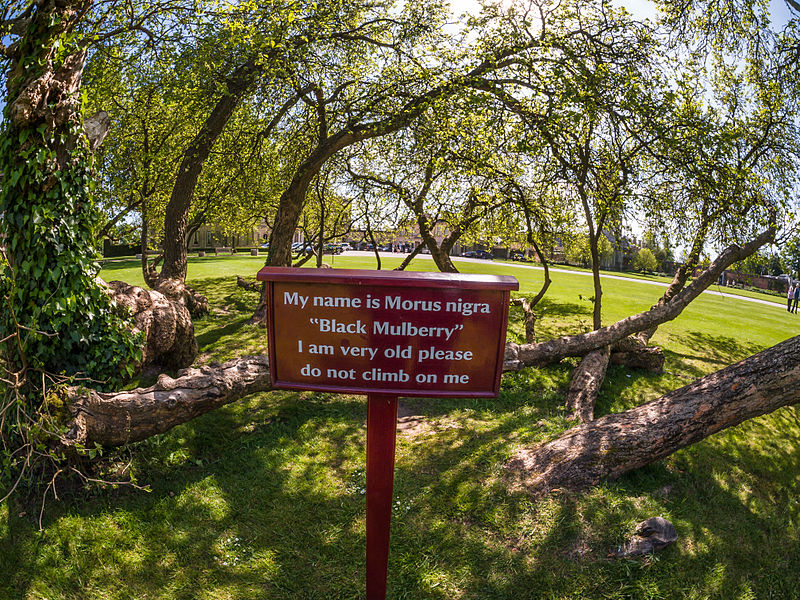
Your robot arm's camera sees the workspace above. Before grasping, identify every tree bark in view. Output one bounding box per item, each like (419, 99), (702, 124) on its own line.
(564, 346), (611, 423)
(158, 61), (258, 282)
(367, 225), (382, 270)
(153, 278), (210, 319)
(107, 281), (197, 370)
(506, 334), (800, 496)
(428, 241), (458, 272)
(61, 356), (270, 449)
(588, 231), (603, 331)
(610, 346), (665, 372)
(511, 297), (538, 343)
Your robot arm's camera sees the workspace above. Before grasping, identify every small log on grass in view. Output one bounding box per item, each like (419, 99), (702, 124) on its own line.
(564, 346), (611, 423)
(60, 356), (270, 449)
(506, 334), (800, 496)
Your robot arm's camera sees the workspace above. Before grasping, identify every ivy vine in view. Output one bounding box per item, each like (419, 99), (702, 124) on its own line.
(0, 1), (142, 500)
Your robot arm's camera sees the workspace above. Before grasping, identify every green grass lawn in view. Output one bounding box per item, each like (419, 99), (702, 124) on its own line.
(1, 255), (799, 599)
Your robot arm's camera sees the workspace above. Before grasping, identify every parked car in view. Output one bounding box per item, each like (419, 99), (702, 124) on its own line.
(462, 250), (477, 258)
(323, 243), (342, 254)
(475, 250), (493, 259)
(339, 243), (352, 251)
(509, 251), (525, 261)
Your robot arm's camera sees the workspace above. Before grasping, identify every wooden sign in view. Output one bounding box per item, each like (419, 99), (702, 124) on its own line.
(256, 268), (518, 397)
(256, 266), (518, 600)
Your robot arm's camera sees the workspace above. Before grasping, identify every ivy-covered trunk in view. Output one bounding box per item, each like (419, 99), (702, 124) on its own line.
(0, 0), (140, 386)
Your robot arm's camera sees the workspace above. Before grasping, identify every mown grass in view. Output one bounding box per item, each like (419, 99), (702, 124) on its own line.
(1, 255), (798, 599)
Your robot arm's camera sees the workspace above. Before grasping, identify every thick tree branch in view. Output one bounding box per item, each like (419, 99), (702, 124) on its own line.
(507, 334), (800, 495)
(503, 227), (775, 369)
(61, 356), (270, 449)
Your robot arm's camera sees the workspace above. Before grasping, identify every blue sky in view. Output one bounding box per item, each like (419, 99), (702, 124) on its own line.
(450, 0), (793, 26)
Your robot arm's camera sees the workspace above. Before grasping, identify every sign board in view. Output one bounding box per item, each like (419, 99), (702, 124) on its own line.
(255, 266), (519, 600)
(256, 268), (519, 397)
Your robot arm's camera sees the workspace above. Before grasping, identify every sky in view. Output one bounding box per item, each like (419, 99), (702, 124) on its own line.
(447, 0), (796, 27)
(448, 0), (794, 24)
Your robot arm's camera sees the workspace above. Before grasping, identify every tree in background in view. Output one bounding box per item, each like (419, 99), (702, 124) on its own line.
(633, 248), (658, 272)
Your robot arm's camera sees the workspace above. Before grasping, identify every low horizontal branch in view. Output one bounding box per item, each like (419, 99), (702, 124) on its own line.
(62, 356), (270, 448)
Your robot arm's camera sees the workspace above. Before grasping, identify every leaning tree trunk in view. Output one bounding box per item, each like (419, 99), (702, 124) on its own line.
(564, 346), (611, 423)
(395, 242), (426, 271)
(506, 333), (800, 496)
(502, 227), (774, 370)
(158, 61), (258, 283)
(60, 356), (270, 449)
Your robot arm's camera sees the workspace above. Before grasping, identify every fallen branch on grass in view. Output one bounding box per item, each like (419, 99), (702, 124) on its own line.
(506, 334), (800, 495)
(61, 356), (270, 450)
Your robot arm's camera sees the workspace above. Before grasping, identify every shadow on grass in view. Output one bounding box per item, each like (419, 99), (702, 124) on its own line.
(663, 331), (767, 381)
(4, 379), (800, 599)
(195, 318), (249, 349)
(4, 293), (799, 598)
(676, 331), (766, 365)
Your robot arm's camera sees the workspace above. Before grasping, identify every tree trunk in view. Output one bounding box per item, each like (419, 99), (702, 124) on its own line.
(61, 356), (270, 449)
(502, 227), (774, 371)
(316, 200), (325, 268)
(564, 346), (611, 423)
(292, 250), (315, 268)
(106, 281), (198, 370)
(367, 226), (382, 270)
(506, 334), (800, 496)
(429, 242), (458, 272)
(159, 61), (258, 282)
(511, 297), (538, 343)
(0, 0), (140, 382)
(395, 242), (425, 271)
(589, 233), (603, 331)
(153, 278), (210, 319)
(610, 346), (665, 372)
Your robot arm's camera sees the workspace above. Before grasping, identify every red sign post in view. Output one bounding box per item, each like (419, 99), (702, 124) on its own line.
(256, 267), (518, 599)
